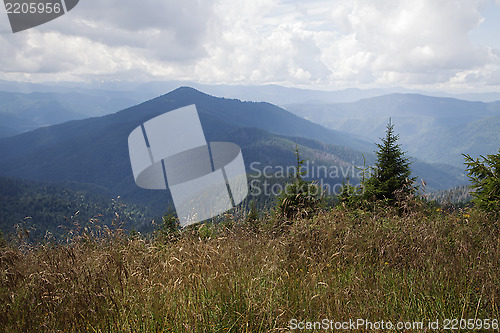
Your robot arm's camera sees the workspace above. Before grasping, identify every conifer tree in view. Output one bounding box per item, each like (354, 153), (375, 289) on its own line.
(364, 119), (415, 203)
(276, 145), (322, 218)
(463, 148), (500, 212)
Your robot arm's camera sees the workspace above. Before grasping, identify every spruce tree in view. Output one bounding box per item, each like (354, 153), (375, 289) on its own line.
(463, 148), (500, 212)
(364, 119), (415, 203)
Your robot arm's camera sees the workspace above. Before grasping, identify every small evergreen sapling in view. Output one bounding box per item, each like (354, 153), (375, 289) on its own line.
(276, 145), (322, 219)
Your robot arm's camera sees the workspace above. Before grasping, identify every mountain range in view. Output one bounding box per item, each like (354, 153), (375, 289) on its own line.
(3, 79), (500, 104)
(0, 87), (467, 220)
(285, 94), (500, 168)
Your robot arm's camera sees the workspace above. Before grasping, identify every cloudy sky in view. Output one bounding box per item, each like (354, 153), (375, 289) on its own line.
(1, 0), (499, 92)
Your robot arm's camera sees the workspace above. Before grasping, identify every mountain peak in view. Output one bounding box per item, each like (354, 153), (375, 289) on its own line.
(171, 86), (203, 93)
(166, 86), (212, 99)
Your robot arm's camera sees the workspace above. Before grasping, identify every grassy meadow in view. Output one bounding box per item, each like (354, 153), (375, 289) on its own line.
(0, 204), (499, 332)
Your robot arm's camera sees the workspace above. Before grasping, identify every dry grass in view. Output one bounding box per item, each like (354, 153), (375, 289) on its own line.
(0, 206), (499, 332)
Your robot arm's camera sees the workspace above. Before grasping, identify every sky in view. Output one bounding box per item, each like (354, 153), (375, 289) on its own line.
(1, 0), (500, 92)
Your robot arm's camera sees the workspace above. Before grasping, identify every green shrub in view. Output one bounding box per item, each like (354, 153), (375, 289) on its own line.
(337, 178), (364, 208)
(158, 208), (180, 243)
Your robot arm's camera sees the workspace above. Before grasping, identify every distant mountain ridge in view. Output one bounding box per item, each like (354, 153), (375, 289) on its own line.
(0, 87), (467, 216)
(3, 79), (500, 103)
(285, 93), (500, 167)
(0, 87), (375, 211)
(0, 90), (144, 138)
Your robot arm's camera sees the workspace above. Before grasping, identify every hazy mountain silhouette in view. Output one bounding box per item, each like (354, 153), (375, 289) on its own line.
(0, 91), (143, 138)
(286, 93), (500, 167)
(0, 87), (467, 214)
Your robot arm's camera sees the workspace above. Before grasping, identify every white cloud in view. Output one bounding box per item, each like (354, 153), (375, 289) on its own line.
(0, 0), (499, 91)
(196, 0), (500, 89)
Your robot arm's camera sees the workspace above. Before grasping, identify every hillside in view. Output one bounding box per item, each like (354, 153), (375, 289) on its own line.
(0, 177), (152, 240)
(285, 94), (500, 167)
(0, 87), (371, 194)
(0, 87), (468, 221)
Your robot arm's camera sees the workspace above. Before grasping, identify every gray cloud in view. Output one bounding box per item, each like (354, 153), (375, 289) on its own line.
(0, 0), (498, 91)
